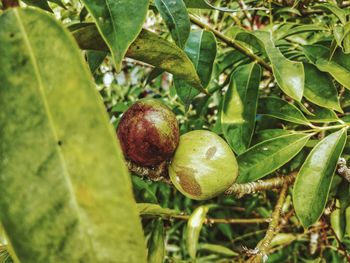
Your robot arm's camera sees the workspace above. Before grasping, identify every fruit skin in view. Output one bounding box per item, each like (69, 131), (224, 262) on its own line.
(169, 130), (238, 200)
(117, 99), (179, 167)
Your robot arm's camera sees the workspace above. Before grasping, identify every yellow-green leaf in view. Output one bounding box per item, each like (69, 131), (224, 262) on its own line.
(0, 8), (146, 262)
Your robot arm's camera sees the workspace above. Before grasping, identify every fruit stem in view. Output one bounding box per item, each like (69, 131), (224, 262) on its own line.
(246, 183), (289, 263)
(224, 172), (296, 197)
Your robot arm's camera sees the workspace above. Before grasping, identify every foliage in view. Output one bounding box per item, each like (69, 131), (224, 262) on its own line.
(1, 0), (350, 262)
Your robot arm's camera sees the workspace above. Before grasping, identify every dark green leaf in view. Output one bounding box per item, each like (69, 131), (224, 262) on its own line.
(71, 23), (204, 91)
(155, 0), (190, 48)
(304, 63), (342, 112)
(183, 0), (212, 9)
(0, 8), (146, 262)
(253, 129), (292, 144)
(255, 31), (304, 101)
(81, 0), (149, 71)
(274, 23), (327, 40)
(258, 97), (310, 125)
(293, 129), (347, 228)
(174, 30), (217, 105)
(237, 133), (311, 183)
(304, 46), (350, 90)
(21, 0), (52, 12)
(314, 3), (347, 24)
(86, 50), (107, 74)
(147, 219), (165, 263)
(221, 63), (262, 154)
(306, 104), (340, 123)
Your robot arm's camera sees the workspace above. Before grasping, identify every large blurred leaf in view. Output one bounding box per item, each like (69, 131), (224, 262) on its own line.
(304, 45), (350, 90)
(303, 63), (342, 112)
(71, 23), (204, 91)
(237, 133), (311, 183)
(147, 219), (165, 263)
(81, 0), (149, 71)
(221, 63), (262, 154)
(155, 0), (190, 48)
(174, 30), (217, 105)
(0, 8), (146, 262)
(293, 129), (347, 228)
(258, 97), (310, 125)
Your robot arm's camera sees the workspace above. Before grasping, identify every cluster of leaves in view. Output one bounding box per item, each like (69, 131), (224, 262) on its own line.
(1, 0), (350, 262)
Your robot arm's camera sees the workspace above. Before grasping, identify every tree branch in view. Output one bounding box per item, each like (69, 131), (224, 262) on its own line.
(188, 14), (273, 72)
(246, 183), (289, 263)
(224, 172), (296, 197)
(337, 157), (350, 183)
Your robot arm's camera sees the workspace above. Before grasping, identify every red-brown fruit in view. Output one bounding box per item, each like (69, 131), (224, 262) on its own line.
(117, 99), (179, 167)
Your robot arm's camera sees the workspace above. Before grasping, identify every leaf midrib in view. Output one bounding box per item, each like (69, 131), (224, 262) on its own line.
(14, 9), (97, 260)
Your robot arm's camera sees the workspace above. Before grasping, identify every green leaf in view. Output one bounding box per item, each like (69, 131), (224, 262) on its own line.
(314, 3), (347, 25)
(21, 0), (52, 12)
(0, 8), (146, 262)
(81, 0), (149, 71)
(221, 63), (262, 154)
(183, 0), (212, 9)
(237, 133), (311, 183)
(147, 219), (165, 263)
(330, 200), (345, 241)
(254, 31), (304, 101)
(187, 206), (209, 260)
(137, 203), (179, 216)
(274, 23), (327, 40)
(197, 244), (238, 257)
(293, 129), (347, 228)
(253, 129), (292, 144)
(258, 97), (310, 125)
(306, 104), (340, 123)
(304, 46), (350, 90)
(155, 0), (190, 48)
(71, 23), (204, 91)
(174, 30), (217, 105)
(86, 50), (107, 74)
(303, 63), (342, 112)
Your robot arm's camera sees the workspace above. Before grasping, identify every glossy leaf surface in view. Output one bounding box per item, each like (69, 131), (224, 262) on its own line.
(237, 133), (311, 183)
(293, 129), (347, 228)
(258, 97), (310, 125)
(71, 23), (204, 91)
(303, 63), (342, 112)
(81, 0), (149, 70)
(221, 63), (262, 154)
(0, 8), (146, 262)
(155, 0), (190, 48)
(255, 31), (304, 101)
(174, 30), (217, 105)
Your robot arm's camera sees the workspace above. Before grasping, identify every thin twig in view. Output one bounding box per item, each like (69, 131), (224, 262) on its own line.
(145, 214), (271, 225)
(189, 14), (273, 72)
(246, 183), (289, 263)
(224, 172), (296, 197)
(325, 216), (350, 263)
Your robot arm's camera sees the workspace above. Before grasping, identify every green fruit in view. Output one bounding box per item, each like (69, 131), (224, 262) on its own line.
(169, 130), (238, 200)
